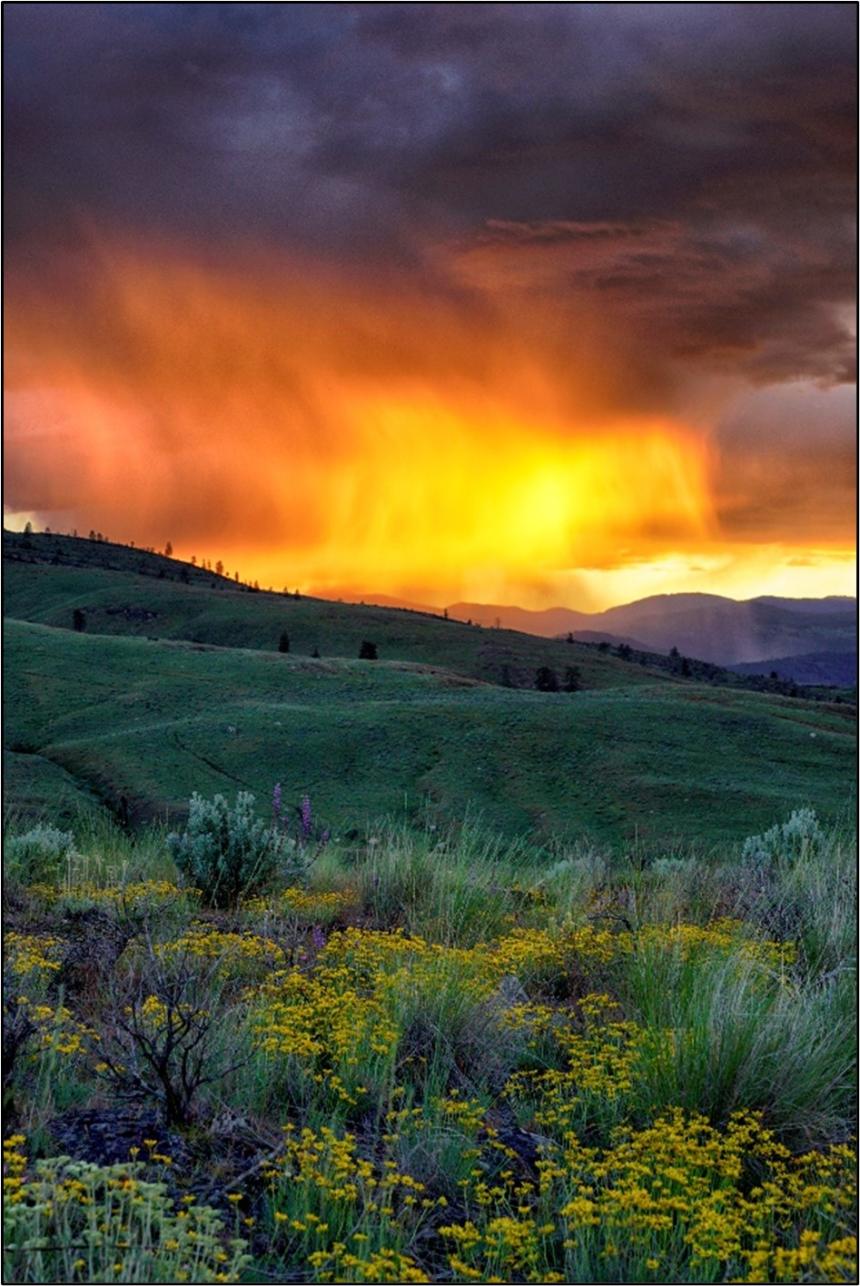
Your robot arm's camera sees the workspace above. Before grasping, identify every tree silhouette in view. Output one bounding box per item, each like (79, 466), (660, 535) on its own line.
(278, 632), (290, 654)
(72, 608), (86, 633)
(359, 640), (378, 660)
(563, 665), (581, 693)
(535, 665), (558, 692)
(165, 541), (173, 557)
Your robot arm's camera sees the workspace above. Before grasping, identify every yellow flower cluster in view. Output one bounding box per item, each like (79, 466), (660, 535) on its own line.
(28, 880), (200, 915)
(440, 1215), (562, 1284)
(433, 1091), (488, 1135)
(248, 966), (399, 1104)
(261, 1124), (442, 1279)
(14, 997), (98, 1058)
(634, 919), (797, 970)
(130, 994), (208, 1032)
(155, 926), (284, 978)
(4, 933), (63, 980)
(436, 1108), (856, 1285)
(3, 1134), (27, 1198)
(312, 924), (610, 1000)
(554, 1110), (856, 1280)
(488, 924), (620, 979)
(269, 1124), (429, 1216)
(505, 993), (659, 1133)
(246, 918), (799, 1141)
(244, 886), (357, 924)
(308, 1244), (429, 1283)
(311, 920), (792, 1004)
(2, 1139), (250, 1284)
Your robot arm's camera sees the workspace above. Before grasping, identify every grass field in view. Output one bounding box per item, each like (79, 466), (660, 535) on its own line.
(4, 533), (856, 847)
(4, 618), (855, 847)
(3, 534), (662, 691)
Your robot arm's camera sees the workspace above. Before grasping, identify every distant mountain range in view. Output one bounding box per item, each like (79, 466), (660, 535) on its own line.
(349, 591), (855, 685)
(727, 652), (858, 687)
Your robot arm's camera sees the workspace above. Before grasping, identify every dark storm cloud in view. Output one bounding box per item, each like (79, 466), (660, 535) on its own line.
(3, 1), (856, 382)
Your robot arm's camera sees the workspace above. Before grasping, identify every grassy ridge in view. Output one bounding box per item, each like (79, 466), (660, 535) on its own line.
(3, 536), (659, 691)
(5, 619), (854, 846)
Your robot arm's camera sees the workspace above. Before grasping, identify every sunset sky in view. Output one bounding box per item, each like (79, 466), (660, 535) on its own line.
(4, 2), (856, 609)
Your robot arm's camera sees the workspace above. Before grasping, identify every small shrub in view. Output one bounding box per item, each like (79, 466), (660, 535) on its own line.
(742, 808), (825, 868)
(97, 943), (246, 1127)
(535, 665), (558, 692)
(2, 1137), (250, 1283)
(562, 665), (581, 693)
(5, 825), (77, 886)
(168, 791), (308, 908)
(359, 640), (378, 660)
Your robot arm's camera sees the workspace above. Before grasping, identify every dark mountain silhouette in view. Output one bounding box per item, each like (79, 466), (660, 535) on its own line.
(446, 593), (856, 674)
(728, 652), (857, 687)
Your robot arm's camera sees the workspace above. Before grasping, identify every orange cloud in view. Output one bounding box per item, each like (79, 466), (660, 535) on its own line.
(3, 238), (852, 607)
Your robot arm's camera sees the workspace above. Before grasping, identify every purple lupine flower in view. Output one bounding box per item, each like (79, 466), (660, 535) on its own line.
(311, 925), (326, 951)
(272, 782), (282, 824)
(300, 794), (312, 841)
(320, 828), (331, 847)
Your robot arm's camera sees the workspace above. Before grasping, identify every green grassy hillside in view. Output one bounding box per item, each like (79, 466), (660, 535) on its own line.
(5, 532), (843, 703)
(1, 529), (766, 694)
(5, 618), (854, 847)
(4, 533), (662, 691)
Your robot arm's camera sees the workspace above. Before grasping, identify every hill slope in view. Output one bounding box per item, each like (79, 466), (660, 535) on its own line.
(0, 532), (680, 691)
(4, 618), (854, 847)
(4, 532), (845, 698)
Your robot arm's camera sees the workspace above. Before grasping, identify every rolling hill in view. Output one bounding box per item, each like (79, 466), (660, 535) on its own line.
(4, 617), (855, 847)
(2, 531), (855, 848)
(0, 532), (695, 692)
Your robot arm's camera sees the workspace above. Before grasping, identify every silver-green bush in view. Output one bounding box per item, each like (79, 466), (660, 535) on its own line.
(741, 807), (824, 868)
(168, 791), (308, 908)
(5, 824), (77, 886)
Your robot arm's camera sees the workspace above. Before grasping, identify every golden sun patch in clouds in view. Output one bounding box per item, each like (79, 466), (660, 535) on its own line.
(4, 242), (719, 604)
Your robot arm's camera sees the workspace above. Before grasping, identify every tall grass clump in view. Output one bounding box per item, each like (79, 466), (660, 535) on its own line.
(346, 819), (545, 945)
(734, 819), (856, 978)
(69, 810), (178, 885)
(616, 920), (856, 1144)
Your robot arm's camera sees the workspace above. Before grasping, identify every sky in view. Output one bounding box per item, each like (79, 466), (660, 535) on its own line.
(4, 2), (856, 609)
